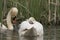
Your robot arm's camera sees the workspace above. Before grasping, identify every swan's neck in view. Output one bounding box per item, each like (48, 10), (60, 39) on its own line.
(6, 12), (13, 30)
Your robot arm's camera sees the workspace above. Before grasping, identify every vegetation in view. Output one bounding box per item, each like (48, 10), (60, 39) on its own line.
(0, 0), (2, 22)
(1, 0), (60, 25)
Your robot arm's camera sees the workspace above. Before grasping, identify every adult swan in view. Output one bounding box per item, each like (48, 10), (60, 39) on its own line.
(6, 7), (18, 30)
(0, 7), (18, 32)
(18, 17), (44, 40)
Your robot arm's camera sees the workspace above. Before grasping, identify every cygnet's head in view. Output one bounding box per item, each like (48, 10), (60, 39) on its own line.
(10, 7), (18, 17)
(28, 17), (36, 24)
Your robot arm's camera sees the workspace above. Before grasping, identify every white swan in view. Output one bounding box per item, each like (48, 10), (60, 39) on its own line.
(6, 7), (18, 30)
(0, 7), (18, 32)
(18, 17), (43, 40)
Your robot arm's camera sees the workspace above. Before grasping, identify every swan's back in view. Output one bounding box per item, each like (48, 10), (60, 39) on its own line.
(0, 23), (7, 32)
(33, 21), (43, 35)
(0, 23), (7, 29)
(18, 21), (32, 32)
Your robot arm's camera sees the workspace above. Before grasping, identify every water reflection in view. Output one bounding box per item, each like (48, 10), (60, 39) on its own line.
(19, 36), (42, 40)
(0, 25), (60, 40)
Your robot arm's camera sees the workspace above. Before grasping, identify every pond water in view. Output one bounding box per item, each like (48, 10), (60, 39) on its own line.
(0, 25), (60, 40)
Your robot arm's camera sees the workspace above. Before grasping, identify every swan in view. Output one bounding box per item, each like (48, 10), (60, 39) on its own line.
(0, 7), (18, 32)
(6, 7), (18, 30)
(18, 17), (43, 40)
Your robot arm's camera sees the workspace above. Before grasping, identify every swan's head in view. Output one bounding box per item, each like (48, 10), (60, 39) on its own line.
(10, 7), (18, 17)
(28, 17), (36, 24)
(29, 17), (35, 21)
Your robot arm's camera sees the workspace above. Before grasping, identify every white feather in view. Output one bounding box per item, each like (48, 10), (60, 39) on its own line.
(19, 17), (43, 40)
(0, 23), (7, 32)
(18, 20), (33, 36)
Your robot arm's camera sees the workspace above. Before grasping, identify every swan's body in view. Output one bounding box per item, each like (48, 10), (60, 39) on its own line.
(18, 17), (43, 40)
(0, 23), (7, 32)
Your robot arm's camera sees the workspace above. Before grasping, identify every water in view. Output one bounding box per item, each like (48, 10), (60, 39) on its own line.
(19, 36), (42, 40)
(0, 25), (60, 40)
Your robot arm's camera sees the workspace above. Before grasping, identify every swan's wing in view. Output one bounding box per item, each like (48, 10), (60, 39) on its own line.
(0, 23), (7, 30)
(33, 22), (43, 36)
(18, 21), (33, 36)
(20, 21), (32, 30)
(0, 23), (7, 33)
(2, 24), (7, 30)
